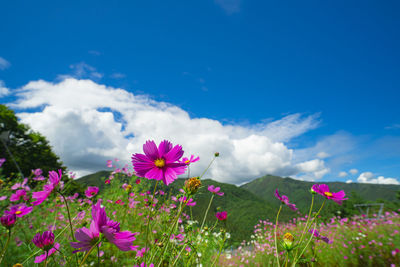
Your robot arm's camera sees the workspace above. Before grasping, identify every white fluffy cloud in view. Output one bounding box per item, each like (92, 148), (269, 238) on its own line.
(338, 171), (348, 178)
(10, 78), (330, 184)
(349, 168), (358, 175)
(0, 81), (10, 97)
(346, 180), (353, 184)
(357, 172), (399, 185)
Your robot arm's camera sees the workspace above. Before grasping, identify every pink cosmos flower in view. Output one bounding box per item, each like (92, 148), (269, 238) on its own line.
(131, 140), (187, 185)
(309, 229), (332, 244)
(134, 263), (154, 267)
(180, 155), (200, 165)
(1, 214), (16, 229)
(178, 196), (196, 206)
(11, 178), (30, 191)
(85, 186), (99, 198)
(32, 169), (45, 181)
(0, 196), (7, 201)
(311, 184), (348, 205)
(10, 189), (28, 202)
(0, 158), (5, 167)
(32, 231), (60, 263)
(71, 200), (139, 252)
(32, 169), (63, 206)
(208, 185), (224, 196)
(107, 160), (113, 168)
(274, 189), (298, 211)
(5, 203), (33, 217)
(216, 211), (228, 221)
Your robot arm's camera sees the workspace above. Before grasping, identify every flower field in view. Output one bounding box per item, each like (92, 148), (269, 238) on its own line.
(0, 140), (399, 266)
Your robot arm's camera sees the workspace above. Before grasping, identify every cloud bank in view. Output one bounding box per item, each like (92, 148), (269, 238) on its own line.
(357, 172), (399, 185)
(9, 78), (330, 184)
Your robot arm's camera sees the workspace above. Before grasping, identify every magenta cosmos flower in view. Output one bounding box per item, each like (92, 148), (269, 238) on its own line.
(10, 189), (28, 202)
(32, 231), (60, 263)
(180, 155), (200, 165)
(311, 184), (348, 205)
(309, 229), (332, 244)
(274, 189), (298, 211)
(32, 169), (63, 206)
(215, 211), (227, 221)
(5, 203), (33, 217)
(85, 186), (99, 198)
(208, 185), (224, 196)
(0, 158), (5, 167)
(131, 140), (187, 185)
(1, 214), (16, 229)
(71, 200), (139, 252)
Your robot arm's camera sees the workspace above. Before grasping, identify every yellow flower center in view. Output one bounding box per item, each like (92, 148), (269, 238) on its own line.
(324, 192), (333, 197)
(185, 160), (190, 164)
(283, 232), (294, 242)
(125, 185), (132, 191)
(15, 211), (22, 215)
(154, 158), (165, 168)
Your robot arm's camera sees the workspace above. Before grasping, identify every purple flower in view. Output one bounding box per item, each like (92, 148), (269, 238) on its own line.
(0, 158), (5, 167)
(0, 196), (7, 201)
(131, 140), (187, 185)
(1, 214), (16, 229)
(180, 155), (200, 165)
(32, 169), (63, 206)
(134, 263), (154, 267)
(106, 160), (113, 168)
(5, 203), (33, 217)
(85, 186), (99, 198)
(309, 229), (332, 244)
(10, 189), (28, 202)
(11, 178), (30, 191)
(216, 211), (228, 221)
(32, 231), (60, 263)
(32, 169), (45, 181)
(274, 189), (298, 211)
(70, 221), (100, 253)
(208, 185), (224, 196)
(311, 184), (348, 205)
(72, 200), (139, 252)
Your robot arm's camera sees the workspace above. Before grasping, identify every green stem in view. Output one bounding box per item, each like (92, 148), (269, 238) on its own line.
(97, 243), (100, 267)
(199, 156), (217, 179)
(293, 195), (314, 260)
(144, 180), (159, 262)
(274, 205), (282, 267)
(200, 194), (214, 230)
(44, 251), (48, 267)
(79, 239), (101, 267)
(59, 192), (75, 241)
(0, 229), (11, 265)
(171, 244), (187, 266)
(296, 222), (317, 264)
(212, 232), (226, 266)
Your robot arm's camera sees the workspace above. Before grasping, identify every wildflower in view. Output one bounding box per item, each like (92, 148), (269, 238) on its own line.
(208, 185), (224, 196)
(10, 189), (28, 202)
(134, 263), (154, 267)
(32, 231), (60, 263)
(0, 158), (5, 167)
(11, 178), (30, 191)
(311, 184), (348, 205)
(85, 186), (99, 198)
(105, 179), (111, 184)
(181, 155), (200, 165)
(72, 200), (139, 252)
(135, 179), (141, 184)
(282, 233), (294, 251)
(214, 152), (220, 157)
(107, 160), (113, 168)
(1, 214), (16, 229)
(131, 140), (187, 185)
(309, 229), (332, 244)
(274, 189), (298, 211)
(122, 183), (132, 192)
(5, 203), (33, 217)
(32, 169), (63, 206)
(32, 169), (45, 181)
(216, 211), (227, 221)
(0, 196), (7, 201)
(13, 264), (23, 267)
(184, 177), (201, 195)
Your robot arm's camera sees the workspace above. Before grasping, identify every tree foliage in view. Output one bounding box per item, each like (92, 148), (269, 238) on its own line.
(0, 104), (66, 179)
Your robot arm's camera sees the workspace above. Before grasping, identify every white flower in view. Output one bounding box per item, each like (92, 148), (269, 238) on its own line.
(226, 233), (231, 239)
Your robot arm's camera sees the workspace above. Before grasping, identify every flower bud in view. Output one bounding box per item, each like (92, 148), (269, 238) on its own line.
(214, 152), (220, 157)
(282, 232), (294, 251)
(1, 214), (16, 229)
(184, 177), (202, 195)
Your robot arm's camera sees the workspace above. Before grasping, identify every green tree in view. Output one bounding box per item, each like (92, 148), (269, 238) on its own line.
(0, 104), (66, 179)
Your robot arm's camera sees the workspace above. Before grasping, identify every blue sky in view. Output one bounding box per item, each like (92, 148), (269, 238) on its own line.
(0, 0), (399, 184)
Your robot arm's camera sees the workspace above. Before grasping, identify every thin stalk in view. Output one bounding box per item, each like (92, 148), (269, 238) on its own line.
(144, 180), (159, 262)
(293, 195), (314, 260)
(79, 239), (101, 267)
(58, 192), (75, 241)
(212, 232), (226, 266)
(44, 251), (48, 267)
(171, 244), (187, 266)
(274, 205), (282, 267)
(97, 243), (100, 267)
(157, 199), (187, 266)
(200, 194), (214, 230)
(199, 156), (217, 179)
(0, 229), (11, 265)
(295, 222), (317, 264)
(284, 252), (289, 267)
